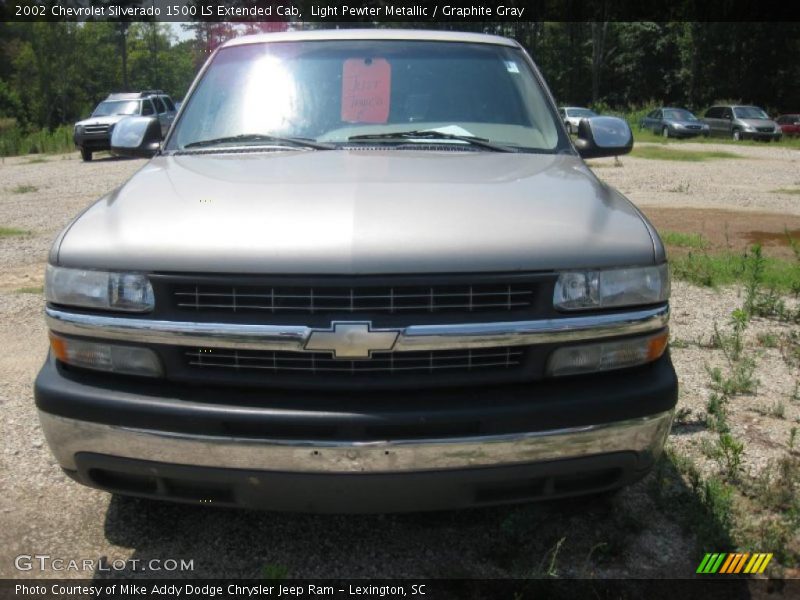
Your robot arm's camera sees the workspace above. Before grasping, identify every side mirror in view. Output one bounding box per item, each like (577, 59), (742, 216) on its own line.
(574, 116), (633, 159)
(110, 116), (161, 158)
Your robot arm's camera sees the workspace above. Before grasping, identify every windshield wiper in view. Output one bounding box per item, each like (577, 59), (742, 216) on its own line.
(183, 134), (334, 150)
(347, 130), (517, 152)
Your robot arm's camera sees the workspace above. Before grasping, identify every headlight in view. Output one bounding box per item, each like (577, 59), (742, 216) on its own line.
(553, 264), (669, 311)
(45, 265), (154, 312)
(742, 124), (755, 131)
(74, 125), (83, 134)
(50, 333), (162, 377)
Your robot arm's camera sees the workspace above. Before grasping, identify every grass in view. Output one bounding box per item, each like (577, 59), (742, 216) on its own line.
(633, 127), (800, 149)
(11, 184), (37, 194)
(0, 121), (73, 157)
(14, 286), (42, 294)
(0, 226), (29, 237)
(661, 231), (708, 249)
(630, 145), (741, 161)
(772, 188), (800, 195)
(669, 251), (800, 292)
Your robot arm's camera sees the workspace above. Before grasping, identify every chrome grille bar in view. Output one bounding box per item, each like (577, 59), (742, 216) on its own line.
(185, 347), (524, 374)
(45, 305), (670, 353)
(172, 284), (535, 314)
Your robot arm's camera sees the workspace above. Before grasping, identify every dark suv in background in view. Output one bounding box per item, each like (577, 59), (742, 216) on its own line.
(73, 91), (176, 161)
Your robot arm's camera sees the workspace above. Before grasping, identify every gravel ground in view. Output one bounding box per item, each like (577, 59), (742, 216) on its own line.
(590, 141), (800, 215)
(1, 147), (798, 580)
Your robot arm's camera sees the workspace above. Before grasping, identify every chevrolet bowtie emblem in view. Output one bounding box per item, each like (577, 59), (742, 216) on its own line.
(304, 322), (399, 359)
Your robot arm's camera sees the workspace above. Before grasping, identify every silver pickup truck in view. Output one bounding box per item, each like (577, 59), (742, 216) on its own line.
(37, 30), (676, 513)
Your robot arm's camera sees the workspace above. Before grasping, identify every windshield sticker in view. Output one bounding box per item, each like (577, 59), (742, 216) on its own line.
(341, 58), (391, 124)
(505, 61), (520, 74)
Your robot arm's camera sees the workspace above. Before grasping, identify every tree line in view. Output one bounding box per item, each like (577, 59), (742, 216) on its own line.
(0, 21), (798, 133)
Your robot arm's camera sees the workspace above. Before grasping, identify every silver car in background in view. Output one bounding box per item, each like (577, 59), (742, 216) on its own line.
(639, 107), (709, 138)
(703, 105), (782, 142)
(559, 106), (598, 134)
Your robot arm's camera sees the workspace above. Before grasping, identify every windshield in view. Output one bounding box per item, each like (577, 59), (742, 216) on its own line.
(92, 100), (140, 117)
(169, 40), (565, 153)
(734, 106), (769, 120)
(567, 108), (596, 118)
(663, 109), (696, 121)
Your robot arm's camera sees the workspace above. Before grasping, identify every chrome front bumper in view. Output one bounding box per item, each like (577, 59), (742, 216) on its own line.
(39, 409), (674, 474)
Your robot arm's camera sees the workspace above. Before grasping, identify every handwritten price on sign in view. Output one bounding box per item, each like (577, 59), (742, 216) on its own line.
(341, 58), (391, 124)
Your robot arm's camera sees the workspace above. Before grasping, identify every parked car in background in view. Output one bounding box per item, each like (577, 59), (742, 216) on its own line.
(775, 114), (800, 137)
(559, 106), (598, 134)
(39, 29), (676, 513)
(639, 107), (709, 138)
(73, 90), (177, 161)
(703, 105), (782, 142)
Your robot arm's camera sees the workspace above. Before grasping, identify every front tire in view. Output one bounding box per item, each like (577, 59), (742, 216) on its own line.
(565, 122), (573, 135)
(80, 148), (92, 162)
(662, 126), (670, 139)
(732, 129), (742, 141)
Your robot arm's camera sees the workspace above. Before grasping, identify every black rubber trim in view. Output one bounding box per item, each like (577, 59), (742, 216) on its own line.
(72, 451), (647, 513)
(35, 352), (678, 442)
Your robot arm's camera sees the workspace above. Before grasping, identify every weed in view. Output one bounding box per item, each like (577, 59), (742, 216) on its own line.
(743, 245), (766, 316)
(712, 359), (758, 396)
(789, 427), (797, 450)
(11, 184), (37, 194)
(674, 406), (693, 424)
(770, 401), (786, 420)
(756, 332), (779, 348)
(700, 477), (735, 532)
(670, 336), (692, 349)
(0, 226), (29, 237)
(706, 392), (729, 432)
(14, 286), (42, 294)
(538, 536), (566, 578)
(772, 188), (800, 195)
(661, 231), (707, 249)
(667, 181), (691, 194)
(717, 433), (745, 480)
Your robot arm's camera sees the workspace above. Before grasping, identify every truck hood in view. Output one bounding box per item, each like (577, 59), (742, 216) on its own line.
(56, 150), (658, 274)
(75, 115), (130, 127)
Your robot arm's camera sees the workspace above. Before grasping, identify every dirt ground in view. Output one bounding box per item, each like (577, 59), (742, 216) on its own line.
(0, 145), (798, 580)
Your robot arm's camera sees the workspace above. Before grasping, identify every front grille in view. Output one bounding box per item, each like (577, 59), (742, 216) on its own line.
(173, 283), (535, 315)
(84, 124), (110, 135)
(686, 125), (701, 130)
(185, 347), (524, 375)
(757, 126), (774, 133)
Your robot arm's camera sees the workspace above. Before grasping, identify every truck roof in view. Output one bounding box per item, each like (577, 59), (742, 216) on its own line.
(220, 29), (519, 49)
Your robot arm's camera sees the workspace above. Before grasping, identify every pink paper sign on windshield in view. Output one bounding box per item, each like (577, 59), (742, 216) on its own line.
(341, 58), (391, 124)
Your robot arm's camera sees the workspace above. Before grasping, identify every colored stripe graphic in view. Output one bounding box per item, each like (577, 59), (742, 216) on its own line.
(744, 554), (760, 573)
(710, 553), (726, 573)
(696, 553), (713, 574)
(699, 552), (774, 575)
(720, 553), (738, 573)
(719, 554), (735, 573)
(758, 554), (773, 574)
(733, 553), (750, 573)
